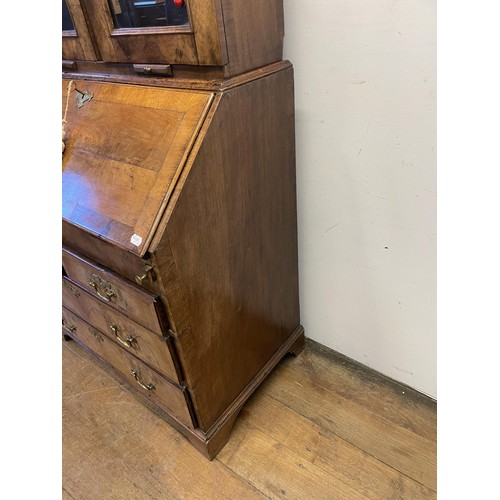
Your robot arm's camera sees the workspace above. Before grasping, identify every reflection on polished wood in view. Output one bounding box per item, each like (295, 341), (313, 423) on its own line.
(62, 80), (213, 256)
(63, 338), (437, 499)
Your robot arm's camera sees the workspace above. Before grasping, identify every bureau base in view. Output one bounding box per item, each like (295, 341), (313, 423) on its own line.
(64, 325), (305, 460)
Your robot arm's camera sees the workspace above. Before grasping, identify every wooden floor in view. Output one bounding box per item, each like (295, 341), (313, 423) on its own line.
(62, 338), (437, 499)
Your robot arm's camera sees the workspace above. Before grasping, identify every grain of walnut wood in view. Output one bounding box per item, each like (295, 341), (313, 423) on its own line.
(148, 66), (300, 433)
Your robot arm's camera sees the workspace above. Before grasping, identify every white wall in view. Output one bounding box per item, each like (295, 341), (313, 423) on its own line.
(283, 0), (436, 398)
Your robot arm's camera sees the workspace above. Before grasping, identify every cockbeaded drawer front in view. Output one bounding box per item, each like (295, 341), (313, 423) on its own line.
(62, 307), (195, 429)
(62, 277), (181, 384)
(62, 247), (167, 335)
(63, 306), (108, 353)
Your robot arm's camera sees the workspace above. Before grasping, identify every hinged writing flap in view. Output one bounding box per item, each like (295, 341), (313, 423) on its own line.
(62, 80), (214, 256)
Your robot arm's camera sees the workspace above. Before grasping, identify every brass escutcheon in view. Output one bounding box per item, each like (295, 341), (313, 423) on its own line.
(91, 328), (104, 343)
(75, 88), (93, 108)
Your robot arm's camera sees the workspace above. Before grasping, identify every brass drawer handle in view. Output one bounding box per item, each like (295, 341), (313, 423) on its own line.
(135, 273), (148, 286)
(131, 369), (155, 392)
(62, 321), (76, 335)
(110, 324), (136, 348)
(89, 273), (116, 302)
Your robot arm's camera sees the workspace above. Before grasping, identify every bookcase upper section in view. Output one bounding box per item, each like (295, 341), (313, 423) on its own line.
(62, 0), (285, 78)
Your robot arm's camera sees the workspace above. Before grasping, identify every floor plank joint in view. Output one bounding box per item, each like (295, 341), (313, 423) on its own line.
(63, 338), (437, 499)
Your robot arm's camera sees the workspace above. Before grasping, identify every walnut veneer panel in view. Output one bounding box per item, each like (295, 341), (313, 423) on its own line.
(220, 0), (284, 77)
(62, 249), (167, 335)
(154, 67), (300, 431)
(62, 79), (213, 256)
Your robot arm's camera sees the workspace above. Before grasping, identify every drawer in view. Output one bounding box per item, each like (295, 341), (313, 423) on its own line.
(62, 306), (108, 353)
(62, 307), (194, 429)
(62, 277), (181, 384)
(63, 221), (161, 295)
(62, 247), (166, 335)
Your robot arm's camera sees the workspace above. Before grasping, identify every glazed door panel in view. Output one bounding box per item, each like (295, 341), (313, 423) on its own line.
(79, 0), (227, 65)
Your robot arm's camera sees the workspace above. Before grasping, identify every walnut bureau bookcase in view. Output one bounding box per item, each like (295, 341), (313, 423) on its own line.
(62, 0), (304, 459)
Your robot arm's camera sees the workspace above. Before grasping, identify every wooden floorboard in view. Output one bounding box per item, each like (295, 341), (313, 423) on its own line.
(62, 338), (437, 499)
